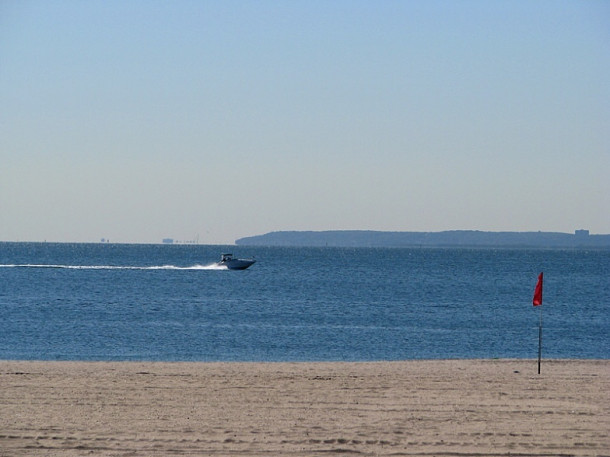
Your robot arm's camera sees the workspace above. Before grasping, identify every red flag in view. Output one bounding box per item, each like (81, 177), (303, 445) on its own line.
(533, 272), (543, 306)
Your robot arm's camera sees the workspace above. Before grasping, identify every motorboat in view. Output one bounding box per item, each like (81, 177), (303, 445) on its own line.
(217, 253), (256, 270)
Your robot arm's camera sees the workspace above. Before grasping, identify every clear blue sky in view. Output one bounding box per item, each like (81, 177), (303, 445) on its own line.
(1, 0), (609, 244)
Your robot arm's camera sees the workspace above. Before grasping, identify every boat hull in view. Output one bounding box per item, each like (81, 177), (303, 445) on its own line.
(219, 259), (256, 270)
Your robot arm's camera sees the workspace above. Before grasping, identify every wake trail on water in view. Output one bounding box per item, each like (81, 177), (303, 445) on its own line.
(0, 263), (227, 271)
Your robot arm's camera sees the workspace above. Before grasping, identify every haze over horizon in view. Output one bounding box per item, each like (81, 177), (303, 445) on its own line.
(2, 1), (609, 245)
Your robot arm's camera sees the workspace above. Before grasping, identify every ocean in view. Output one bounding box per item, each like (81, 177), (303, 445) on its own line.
(1, 242), (608, 361)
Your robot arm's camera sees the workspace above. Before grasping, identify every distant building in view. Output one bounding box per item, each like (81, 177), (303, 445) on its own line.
(575, 229), (589, 238)
(162, 238), (174, 244)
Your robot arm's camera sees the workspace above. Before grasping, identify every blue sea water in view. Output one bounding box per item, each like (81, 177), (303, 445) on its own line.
(1, 242), (608, 361)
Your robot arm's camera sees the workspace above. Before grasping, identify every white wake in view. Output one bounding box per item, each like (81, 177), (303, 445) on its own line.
(0, 263), (227, 270)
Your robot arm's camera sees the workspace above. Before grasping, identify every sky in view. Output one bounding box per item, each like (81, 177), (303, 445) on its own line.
(1, 0), (609, 244)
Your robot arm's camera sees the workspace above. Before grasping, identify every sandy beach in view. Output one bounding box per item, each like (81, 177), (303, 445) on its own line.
(1, 359), (608, 456)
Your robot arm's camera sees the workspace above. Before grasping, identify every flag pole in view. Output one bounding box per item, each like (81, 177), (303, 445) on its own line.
(533, 272), (544, 375)
(537, 304), (542, 375)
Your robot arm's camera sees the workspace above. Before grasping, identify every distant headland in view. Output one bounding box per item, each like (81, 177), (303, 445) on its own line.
(236, 229), (610, 248)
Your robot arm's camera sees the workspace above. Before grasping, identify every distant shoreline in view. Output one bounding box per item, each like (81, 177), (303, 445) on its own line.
(236, 229), (610, 248)
(2, 229), (610, 248)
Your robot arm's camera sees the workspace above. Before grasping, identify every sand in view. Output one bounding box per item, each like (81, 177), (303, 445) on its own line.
(0, 359), (608, 456)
